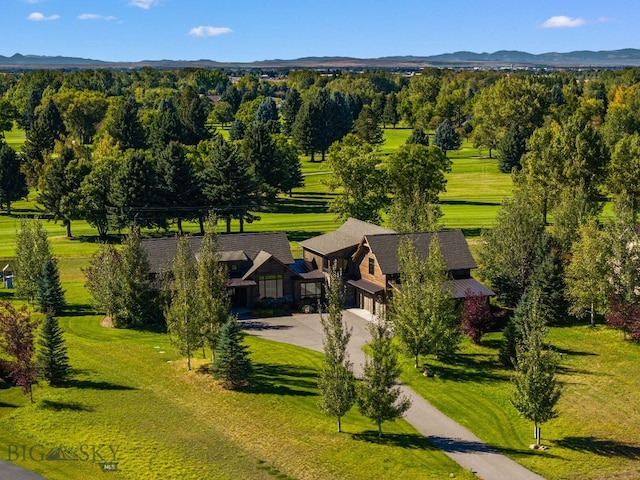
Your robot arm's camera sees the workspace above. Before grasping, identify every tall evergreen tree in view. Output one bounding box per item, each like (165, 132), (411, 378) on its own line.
(21, 98), (66, 187)
(176, 85), (210, 145)
(35, 257), (65, 314)
(117, 225), (157, 328)
(405, 128), (429, 146)
(357, 316), (411, 438)
(382, 92), (399, 128)
(254, 96), (279, 124)
(148, 98), (183, 153)
(281, 88), (302, 136)
(228, 119), (246, 141)
(317, 268), (356, 432)
(36, 312), (70, 386)
(165, 235), (201, 371)
(498, 124), (528, 173)
(433, 118), (461, 157)
(110, 150), (163, 230)
(0, 141), (28, 214)
(353, 105), (384, 145)
(212, 317), (252, 389)
(201, 138), (260, 233)
(157, 141), (203, 234)
(105, 96), (146, 150)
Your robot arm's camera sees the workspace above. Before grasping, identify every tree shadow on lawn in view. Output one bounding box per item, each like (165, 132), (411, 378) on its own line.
(0, 401), (19, 408)
(427, 436), (562, 460)
(351, 431), (436, 450)
(38, 399), (94, 412)
(424, 353), (510, 383)
(64, 378), (137, 391)
(555, 436), (640, 460)
(248, 362), (318, 397)
(62, 303), (95, 317)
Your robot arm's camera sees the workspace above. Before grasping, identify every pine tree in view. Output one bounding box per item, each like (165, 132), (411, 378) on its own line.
(0, 141), (28, 215)
(405, 128), (429, 146)
(433, 118), (461, 157)
(317, 268), (356, 432)
(105, 95), (146, 151)
(36, 312), (70, 386)
(281, 88), (302, 136)
(35, 257), (65, 314)
(212, 317), (252, 389)
(117, 225), (157, 328)
(353, 105), (384, 145)
(498, 124), (527, 173)
(357, 316), (411, 438)
(165, 235), (201, 371)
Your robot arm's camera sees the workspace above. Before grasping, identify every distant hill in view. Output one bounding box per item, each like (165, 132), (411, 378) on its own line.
(3, 49), (640, 69)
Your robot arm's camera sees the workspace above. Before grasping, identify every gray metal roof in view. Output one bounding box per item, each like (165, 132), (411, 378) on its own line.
(299, 218), (394, 255)
(362, 230), (477, 275)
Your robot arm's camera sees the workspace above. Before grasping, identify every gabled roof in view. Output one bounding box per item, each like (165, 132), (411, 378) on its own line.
(142, 232), (294, 274)
(358, 230), (477, 275)
(299, 218), (395, 256)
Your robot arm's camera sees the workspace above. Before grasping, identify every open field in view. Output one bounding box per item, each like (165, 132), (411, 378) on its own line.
(2, 127), (639, 479)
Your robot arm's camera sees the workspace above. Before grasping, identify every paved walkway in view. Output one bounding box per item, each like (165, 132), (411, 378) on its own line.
(243, 310), (546, 480)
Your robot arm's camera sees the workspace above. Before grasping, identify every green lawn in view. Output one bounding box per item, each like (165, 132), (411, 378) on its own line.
(4, 124), (25, 151)
(3, 126), (639, 480)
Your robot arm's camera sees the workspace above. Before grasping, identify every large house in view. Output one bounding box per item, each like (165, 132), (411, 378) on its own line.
(349, 231), (494, 315)
(142, 232), (324, 308)
(142, 220), (492, 314)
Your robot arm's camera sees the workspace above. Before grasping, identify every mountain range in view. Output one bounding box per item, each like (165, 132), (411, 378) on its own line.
(3, 49), (640, 69)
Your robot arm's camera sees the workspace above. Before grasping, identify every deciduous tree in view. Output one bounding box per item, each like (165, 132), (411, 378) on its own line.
(165, 235), (201, 371)
(318, 268), (356, 432)
(357, 316), (411, 438)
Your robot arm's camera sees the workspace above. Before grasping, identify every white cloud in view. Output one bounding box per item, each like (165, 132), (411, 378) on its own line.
(129, 0), (159, 9)
(542, 15), (586, 29)
(188, 26), (233, 37)
(28, 12), (60, 21)
(78, 13), (117, 21)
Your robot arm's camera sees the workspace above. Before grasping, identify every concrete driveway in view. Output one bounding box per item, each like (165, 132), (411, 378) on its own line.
(0, 461), (46, 480)
(243, 310), (546, 480)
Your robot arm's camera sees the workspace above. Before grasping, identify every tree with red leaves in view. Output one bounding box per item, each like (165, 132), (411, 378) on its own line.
(606, 294), (640, 342)
(461, 291), (494, 345)
(0, 302), (39, 402)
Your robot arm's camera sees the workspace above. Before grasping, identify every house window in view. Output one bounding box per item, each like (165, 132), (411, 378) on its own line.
(368, 258), (375, 275)
(259, 274), (283, 299)
(301, 282), (321, 299)
(322, 257), (329, 271)
(230, 264), (238, 272)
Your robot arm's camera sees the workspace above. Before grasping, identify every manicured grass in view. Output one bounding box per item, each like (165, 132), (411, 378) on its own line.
(399, 325), (640, 480)
(1, 310), (475, 480)
(4, 123), (25, 151)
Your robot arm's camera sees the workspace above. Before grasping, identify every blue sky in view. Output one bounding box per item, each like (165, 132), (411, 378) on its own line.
(2, 0), (639, 62)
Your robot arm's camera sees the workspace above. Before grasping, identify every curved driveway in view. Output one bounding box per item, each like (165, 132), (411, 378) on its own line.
(243, 310), (546, 480)
(0, 460), (46, 480)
